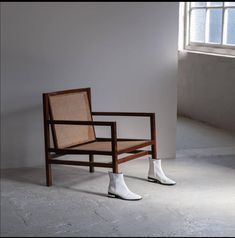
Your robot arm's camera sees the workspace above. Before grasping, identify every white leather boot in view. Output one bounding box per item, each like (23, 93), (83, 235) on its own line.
(148, 158), (176, 185)
(108, 172), (142, 200)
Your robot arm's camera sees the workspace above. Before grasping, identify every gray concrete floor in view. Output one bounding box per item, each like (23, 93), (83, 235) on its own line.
(1, 117), (235, 237)
(176, 116), (235, 150)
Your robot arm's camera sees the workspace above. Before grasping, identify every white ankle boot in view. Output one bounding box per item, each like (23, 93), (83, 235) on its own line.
(148, 158), (176, 185)
(108, 172), (142, 200)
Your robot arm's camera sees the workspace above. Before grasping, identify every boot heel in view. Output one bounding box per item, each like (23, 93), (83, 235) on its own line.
(148, 176), (161, 183)
(147, 176), (155, 181)
(108, 192), (118, 198)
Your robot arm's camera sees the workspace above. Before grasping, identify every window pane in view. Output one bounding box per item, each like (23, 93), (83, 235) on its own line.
(225, 2), (235, 7)
(191, 2), (207, 7)
(208, 2), (223, 7)
(190, 9), (206, 42)
(224, 9), (235, 45)
(207, 9), (223, 44)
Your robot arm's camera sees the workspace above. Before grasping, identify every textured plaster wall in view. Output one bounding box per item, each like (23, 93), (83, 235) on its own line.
(1, 2), (178, 168)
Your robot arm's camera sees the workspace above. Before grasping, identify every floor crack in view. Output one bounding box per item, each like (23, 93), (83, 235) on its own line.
(7, 199), (29, 227)
(94, 209), (109, 222)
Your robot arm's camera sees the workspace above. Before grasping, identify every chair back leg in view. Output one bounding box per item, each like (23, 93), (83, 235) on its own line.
(46, 157), (52, 186)
(43, 94), (53, 186)
(150, 114), (157, 159)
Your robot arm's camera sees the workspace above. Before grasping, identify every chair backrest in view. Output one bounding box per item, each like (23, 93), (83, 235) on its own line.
(47, 88), (96, 149)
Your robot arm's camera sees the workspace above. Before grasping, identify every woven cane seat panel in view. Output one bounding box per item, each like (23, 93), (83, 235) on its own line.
(49, 92), (95, 148)
(69, 140), (149, 152)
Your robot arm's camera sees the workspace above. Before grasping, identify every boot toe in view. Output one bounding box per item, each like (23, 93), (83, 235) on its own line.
(148, 176), (176, 185)
(125, 193), (142, 201)
(120, 190), (142, 200)
(162, 177), (176, 185)
(131, 193), (142, 200)
(108, 191), (142, 200)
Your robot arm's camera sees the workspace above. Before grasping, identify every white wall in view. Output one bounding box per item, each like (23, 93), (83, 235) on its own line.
(178, 51), (235, 132)
(1, 2), (179, 168)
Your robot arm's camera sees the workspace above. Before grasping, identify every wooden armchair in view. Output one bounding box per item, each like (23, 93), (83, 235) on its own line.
(43, 88), (156, 187)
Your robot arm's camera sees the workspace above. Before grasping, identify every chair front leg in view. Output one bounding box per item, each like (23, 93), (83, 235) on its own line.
(89, 154), (94, 173)
(112, 154), (118, 173)
(111, 122), (118, 173)
(151, 145), (157, 160)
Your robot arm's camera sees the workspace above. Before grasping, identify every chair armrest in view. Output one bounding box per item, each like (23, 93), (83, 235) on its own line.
(92, 112), (155, 118)
(47, 120), (118, 146)
(92, 112), (156, 142)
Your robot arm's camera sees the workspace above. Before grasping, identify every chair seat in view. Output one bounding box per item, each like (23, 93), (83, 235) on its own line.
(68, 140), (151, 154)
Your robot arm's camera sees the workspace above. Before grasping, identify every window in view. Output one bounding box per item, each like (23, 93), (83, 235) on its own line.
(179, 2), (235, 57)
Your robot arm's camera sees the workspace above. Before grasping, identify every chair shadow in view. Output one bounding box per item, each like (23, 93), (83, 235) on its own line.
(1, 167), (46, 186)
(1, 168), (109, 198)
(59, 186), (108, 198)
(124, 174), (148, 182)
(1, 166), (152, 198)
(1, 166), (108, 187)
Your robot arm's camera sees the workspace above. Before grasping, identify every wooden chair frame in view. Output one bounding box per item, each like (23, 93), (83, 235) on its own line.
(43, 88), (157, 186)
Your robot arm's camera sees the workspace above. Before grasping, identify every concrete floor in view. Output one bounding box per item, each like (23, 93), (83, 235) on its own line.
(176, 116), (235, 150)
(1, 117), (235, 237)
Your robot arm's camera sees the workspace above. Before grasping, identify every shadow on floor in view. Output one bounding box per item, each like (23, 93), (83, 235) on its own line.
(1, 165), (150, 198)
(0, 166), (107, 187)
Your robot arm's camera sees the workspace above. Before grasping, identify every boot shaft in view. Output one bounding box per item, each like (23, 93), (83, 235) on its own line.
(108, 172), (142, 200)
(148, 157), (161, 177)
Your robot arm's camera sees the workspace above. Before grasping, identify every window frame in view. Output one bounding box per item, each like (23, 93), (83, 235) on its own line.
(181, 2), (235, 57)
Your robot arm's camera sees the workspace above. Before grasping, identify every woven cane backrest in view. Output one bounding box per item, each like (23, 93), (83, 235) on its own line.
(48, 89), (95, 149)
